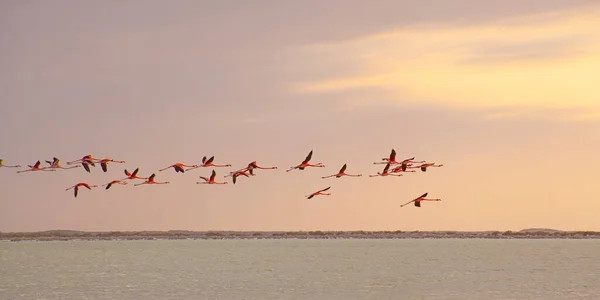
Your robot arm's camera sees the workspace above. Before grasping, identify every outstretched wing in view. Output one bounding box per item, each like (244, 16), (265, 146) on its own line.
(389, 149), (396, 161)
(302, 150), (313, 164)
(132, 168), (139, 177)
(414, 192), (428, 200)
(414, 201), (421, 207)
(206, 156), (215, 164)
(383, 163), (390, 173)
(174, 165), (184, 173)
(82, 162), (91, 173)
(421, 166), (427, 172)
(320, 186), (331, 192)
(106, 182), (113, 190)
(210, 169), (216, 181)
(101, 162), (108, 172)
(34, 160), (41, 168)
(202, 156), (207, 164)
(339, 164), (347, 173)
(307, 194), (315, 199)
(148, 173), (156, 181)
(74, 186), (79, 198)
(401, 163), (407, 172)
(124, 169), (130, 176)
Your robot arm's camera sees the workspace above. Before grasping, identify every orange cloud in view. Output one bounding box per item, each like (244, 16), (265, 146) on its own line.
(292, 4), (600, 120)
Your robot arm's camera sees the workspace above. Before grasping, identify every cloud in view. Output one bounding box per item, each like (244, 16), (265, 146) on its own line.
(290, 4), (600, 120)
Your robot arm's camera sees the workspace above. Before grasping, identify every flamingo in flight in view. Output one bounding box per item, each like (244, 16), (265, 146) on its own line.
(17, 160), (56, 173)
(197, 170), (228, 185)
(0, 159), (21, 168)
(186, 156), (231, 171)
(400, 192), (442, 207)
(65, 182), (98, 198)
(398, 157), (425, 171)
(102, 179), (128, 190)
(159, 163), (197, 173)
(388, 165), (416, 174)
(369, 163), (403, 177)
(286, 150), (325, 172)
(66, 155), (97, 166)
(134, 173), (170, 187)
(375, 149), (399, 165)
(225, 169), (252, 184)
(306, 186), (331, 199)
(411, 163), (444, 172)
(45, 157), (80, 170)
(244, 161), (277, 175)
(322, 164), (362, 179)
(122, 168), (148, 181)
(97, 158), (125, 172)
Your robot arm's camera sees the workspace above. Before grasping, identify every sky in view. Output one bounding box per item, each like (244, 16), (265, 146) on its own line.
(1, 0), (599, 232)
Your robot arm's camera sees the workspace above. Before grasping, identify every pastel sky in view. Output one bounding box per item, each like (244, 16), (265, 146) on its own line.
(1, 0), (599, 232)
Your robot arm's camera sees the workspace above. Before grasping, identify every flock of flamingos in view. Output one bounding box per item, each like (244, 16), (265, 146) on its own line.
(0, 149), (444, 208)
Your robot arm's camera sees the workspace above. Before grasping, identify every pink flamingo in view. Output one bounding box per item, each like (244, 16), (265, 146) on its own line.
(400, 192), (442, 207)
(65, 182), (98, 198)
(17, 160), (56, 173)
(286, 150), (325, 172)
(369, 163), (403, 177)
(306, 186), (331, 199)
(411, 163), (444, 172)
(197, 170), (228, 185)
(244, 161), (277, 175)
(45, 157), (80, 170)
(159, 163), (197, 173)
(102, 179), (128, 190)
(134, 173), (170, 187)
(98, 158), (126, 172)
(322, 164), (362, 179)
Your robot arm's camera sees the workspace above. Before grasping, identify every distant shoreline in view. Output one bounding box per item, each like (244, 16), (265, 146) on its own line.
(2, 229), (600, 241)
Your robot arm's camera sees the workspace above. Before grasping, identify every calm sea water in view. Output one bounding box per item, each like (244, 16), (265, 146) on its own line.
(0, 239), (598, 300)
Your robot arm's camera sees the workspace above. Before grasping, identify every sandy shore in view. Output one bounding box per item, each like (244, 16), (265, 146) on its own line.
(2, 229), (600, 241)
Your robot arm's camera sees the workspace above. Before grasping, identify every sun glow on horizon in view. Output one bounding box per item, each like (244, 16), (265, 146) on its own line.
(292, 4), (600, 121)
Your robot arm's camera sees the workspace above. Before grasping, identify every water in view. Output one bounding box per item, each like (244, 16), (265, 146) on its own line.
(1, 239), (598, 300)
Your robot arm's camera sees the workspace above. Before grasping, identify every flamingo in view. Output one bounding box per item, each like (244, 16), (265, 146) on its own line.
(65, 182), (98, 198)
(400, 192), (442, 207)
(97, 158), (126, 172)
(306, 186), (331, 199)
(17, 160), (56, 173)
(398, 157), (425, 172)
(186, 156), (231, 171)
(0, 159), (21, 168)
(388, 165), (417, 174)
(102, 179), (128, 190)
(225, 169), (252, 184)
(159, 163), (197, 173)
(122, 168), (148, 181)
(45, 157), (80, 170)
(369, 163), (403, 177)
(244, 161), (277, 175)
(134, 173), (170, 186)
(322, 164), (362, 179)
(375, 149), (399, 165)
(286, 150), (325, 172)
(411, 163), (444, 172)
(197, 170), (228, 185)
(66, 154), (97, 166)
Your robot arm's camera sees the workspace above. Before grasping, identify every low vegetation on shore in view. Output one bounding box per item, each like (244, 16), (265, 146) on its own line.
(2, 229), (600, 241)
